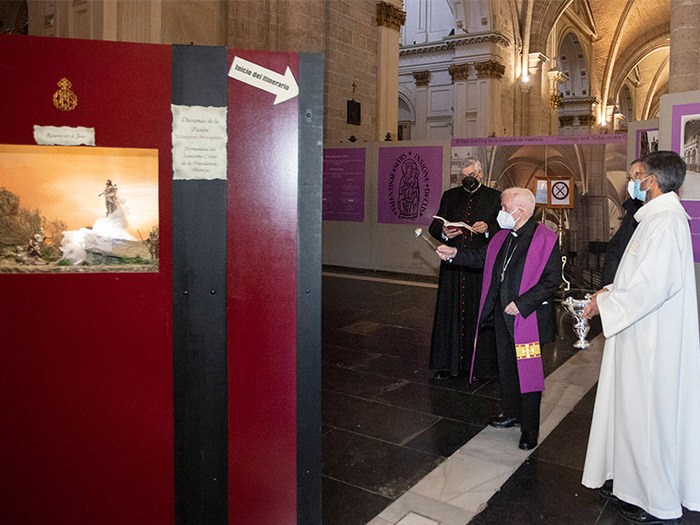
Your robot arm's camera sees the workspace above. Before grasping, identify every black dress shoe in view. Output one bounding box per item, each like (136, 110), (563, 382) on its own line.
(433, 370), (450, 380)
(617, 501), (681, 524)
(490, 414), (520, 428)
(518, 430), (538, 450)
(599, 479), (618, 501)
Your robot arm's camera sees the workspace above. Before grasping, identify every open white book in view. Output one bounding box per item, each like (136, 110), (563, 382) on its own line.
(432, 215), (480, 234)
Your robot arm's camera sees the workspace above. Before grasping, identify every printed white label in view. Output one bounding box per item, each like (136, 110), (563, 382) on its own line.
(171, 105), (227, 180)
(33, 125), (95, 146)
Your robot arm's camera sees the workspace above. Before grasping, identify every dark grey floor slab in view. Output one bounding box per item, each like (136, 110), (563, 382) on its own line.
(469, 458), (605, 524)
(403, 417), (484, 457)
(532, 410), (594, 471)
(323, 313), (375, 332)
(322, 343), (378, 368)
(572, 384), (598, 415)
(320, 274), (630, 525)
(375, 382), (501, 425)
(322, 476), (392, 525)
(322, 390), (439, 444)
(323, 329), (431, 362)
(352, 354), (435, 385)
(322, 364), (409, 398)
(428, 373), (501, 397)
(322, 429), (443, 500)
(369, 324), (432, 347)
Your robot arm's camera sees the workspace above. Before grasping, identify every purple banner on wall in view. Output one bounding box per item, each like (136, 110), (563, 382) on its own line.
(682, 200), (700, 263)
(452, 134), (627, 147)
(323, 148), (365, 222)
(377, 146), (443, 225)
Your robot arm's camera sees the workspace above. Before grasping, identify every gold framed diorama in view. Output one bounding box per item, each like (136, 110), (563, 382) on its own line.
(0, 144), (159, 273)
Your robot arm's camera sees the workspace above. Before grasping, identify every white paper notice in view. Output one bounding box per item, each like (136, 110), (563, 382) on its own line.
(33, 125), (95, 146)
(171, 104), (227, 180)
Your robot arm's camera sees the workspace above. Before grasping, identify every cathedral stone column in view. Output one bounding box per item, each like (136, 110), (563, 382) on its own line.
(583, 143), (609, 241)
(412, 70), (431, 139)
(449, 64), (470, 138)
(670, 0), (700, 92)
(376, 1), (405, 140)
(522, 52), (550, 136)
(473, 60), (506, 137)
(517, 81), (530, 137)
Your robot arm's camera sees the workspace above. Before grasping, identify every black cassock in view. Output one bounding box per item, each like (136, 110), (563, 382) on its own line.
(428, 184), (501, 376)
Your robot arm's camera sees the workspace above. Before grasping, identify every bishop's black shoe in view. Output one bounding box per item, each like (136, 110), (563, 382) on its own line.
(490, 414), (520, 428)
(617, 501), (682, 524)
(518, 430), (538, 450)
(433, 370), (450, 380)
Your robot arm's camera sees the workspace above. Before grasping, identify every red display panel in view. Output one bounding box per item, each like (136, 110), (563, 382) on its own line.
(0, 35), (173, 523)
(227, 48), (300, 523)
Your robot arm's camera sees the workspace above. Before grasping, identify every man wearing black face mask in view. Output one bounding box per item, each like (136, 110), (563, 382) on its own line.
(428, 158), (501, 380)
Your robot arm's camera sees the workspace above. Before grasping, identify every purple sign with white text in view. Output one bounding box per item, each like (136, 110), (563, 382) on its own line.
(377, 146), (443, 225)
(323, 148), (365, 222)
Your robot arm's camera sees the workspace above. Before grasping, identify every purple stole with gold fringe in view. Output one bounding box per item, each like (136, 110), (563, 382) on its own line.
(471, 224), (557, 393)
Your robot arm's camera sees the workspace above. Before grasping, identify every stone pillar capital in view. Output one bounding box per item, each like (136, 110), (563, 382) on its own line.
(547, 69), (569, 84)
(527, 52), (550, 71)
(413, 70), (431, 87)
(376, 2), (406, 31)
(474, 60), (506, 80)
(559, 115), (575, 127)
(448, 64), (470, 82)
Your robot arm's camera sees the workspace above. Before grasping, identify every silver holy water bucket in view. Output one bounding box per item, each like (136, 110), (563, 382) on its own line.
(563, 295), (591, 349)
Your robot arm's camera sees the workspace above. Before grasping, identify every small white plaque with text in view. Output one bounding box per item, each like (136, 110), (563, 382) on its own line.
(33, 125), (95, 146)
(171, 104), (228, 180)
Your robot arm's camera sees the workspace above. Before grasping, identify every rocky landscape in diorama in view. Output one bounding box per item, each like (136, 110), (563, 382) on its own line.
(0, 187), (158, 273)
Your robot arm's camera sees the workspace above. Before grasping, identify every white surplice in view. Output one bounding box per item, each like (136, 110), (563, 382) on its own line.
(582, 191), (700, 519)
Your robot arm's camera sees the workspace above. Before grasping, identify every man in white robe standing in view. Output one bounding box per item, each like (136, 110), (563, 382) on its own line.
(582, 150), (700, 524)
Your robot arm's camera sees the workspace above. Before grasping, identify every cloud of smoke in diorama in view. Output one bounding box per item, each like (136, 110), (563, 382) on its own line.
(60, 205), (139, 265)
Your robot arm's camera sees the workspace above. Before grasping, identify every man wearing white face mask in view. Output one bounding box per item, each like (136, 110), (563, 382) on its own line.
(436, 187), (562, 450)
(601, 159), (646, 286)
(582, 151), (700, 524)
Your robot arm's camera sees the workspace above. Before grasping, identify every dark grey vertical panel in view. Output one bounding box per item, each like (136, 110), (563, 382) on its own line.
(172, 44), (228, 525)
(297, 52), (324, 524)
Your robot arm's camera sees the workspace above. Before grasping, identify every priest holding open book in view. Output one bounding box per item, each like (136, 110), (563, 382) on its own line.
(428, 158), (501, 380)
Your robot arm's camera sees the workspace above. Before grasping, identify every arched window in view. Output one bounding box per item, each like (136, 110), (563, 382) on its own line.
(398, 95), (414, 141)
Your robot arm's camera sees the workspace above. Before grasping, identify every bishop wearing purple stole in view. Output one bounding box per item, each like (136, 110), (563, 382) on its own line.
(437, 187), (561, 450)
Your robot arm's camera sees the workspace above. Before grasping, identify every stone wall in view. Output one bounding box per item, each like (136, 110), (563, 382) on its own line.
(324, 0), (379, 143)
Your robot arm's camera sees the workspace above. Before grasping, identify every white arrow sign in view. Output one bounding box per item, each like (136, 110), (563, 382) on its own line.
(228, 56), (299, 105)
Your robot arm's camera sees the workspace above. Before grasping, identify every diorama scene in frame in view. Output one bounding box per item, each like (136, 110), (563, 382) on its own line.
(679, 111), (700, 200)
(0, 144), (159, 273)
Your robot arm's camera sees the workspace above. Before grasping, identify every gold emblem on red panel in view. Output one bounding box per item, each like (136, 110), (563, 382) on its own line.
(53, 78), (78, 111)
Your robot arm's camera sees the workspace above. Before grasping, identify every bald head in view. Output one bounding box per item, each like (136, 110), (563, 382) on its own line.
(500, 187), (535, 230)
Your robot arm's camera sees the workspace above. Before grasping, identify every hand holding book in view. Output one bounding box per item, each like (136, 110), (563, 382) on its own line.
(432, 215), (482, 235)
